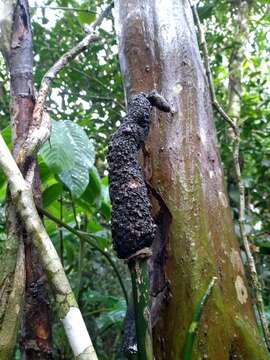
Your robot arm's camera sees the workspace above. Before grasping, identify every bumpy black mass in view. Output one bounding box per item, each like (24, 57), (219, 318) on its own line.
(107, 92), (170, 259)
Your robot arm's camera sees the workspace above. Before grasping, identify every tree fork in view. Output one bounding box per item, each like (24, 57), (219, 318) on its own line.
(9, 1), (52, 358)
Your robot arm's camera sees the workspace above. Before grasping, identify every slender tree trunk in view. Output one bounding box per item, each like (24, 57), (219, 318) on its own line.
(227, 0), (270, 348)
(228, 0), (250, 125)
(114, 0), (269, 359)
(4, 1), (52, 358)
(0, 2), (25, 357)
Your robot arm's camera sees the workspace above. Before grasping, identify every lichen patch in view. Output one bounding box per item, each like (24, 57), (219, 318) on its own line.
(235, 275), (248, 304)
(218, 191), (228, 208)
(230, 249), (244, 275)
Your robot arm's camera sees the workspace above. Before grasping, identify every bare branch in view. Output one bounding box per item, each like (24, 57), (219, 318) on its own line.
(189, 1), (238, 136)
(31, 6), (98, 15)
(16, 2), (113, 164)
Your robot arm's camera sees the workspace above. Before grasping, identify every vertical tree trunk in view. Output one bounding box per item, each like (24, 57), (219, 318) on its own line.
(6, 1), (52, 358)
(0, 2), (25, 357)
(227, 0), (270, 347)
(228, 0), (250, 124)
(114, 0), (269, 359)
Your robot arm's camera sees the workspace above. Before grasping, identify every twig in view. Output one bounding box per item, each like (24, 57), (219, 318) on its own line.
(31, 6), (98, 15)
(69, 191), (80, 229)
(16, 2), (113, 164)
(0, 133), (97, 360)
(189, 1), (238, 136)
(68, 190), (84, 299)
(190, 1), (270, 350)
(38, 205), (129, 306)
(68, 66), (125, 110)
(59, 195), (64, 265)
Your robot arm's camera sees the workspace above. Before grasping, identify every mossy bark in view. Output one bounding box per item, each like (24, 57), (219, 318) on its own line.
(114, 0), (269, 358)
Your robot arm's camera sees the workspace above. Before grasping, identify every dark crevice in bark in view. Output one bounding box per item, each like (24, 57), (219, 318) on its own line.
(148, 186), (172, 327)
(121, 302), (137, 356)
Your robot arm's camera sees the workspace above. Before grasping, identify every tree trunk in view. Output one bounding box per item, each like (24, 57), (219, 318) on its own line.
(114, 0), (269, 359)
(228, 0), (250, 125)
(2, 1), (52, 358)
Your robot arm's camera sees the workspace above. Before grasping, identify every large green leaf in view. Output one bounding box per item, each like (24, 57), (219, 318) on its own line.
(77, 2), (96, 25)
(40, 120), (95, 198)
(39, 120), (75, 173)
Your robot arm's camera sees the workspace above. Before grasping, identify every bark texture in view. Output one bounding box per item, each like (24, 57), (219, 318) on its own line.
(114, 0), (269, 359)
(0, 3), (24, 359)
(1, 0), (52, 358)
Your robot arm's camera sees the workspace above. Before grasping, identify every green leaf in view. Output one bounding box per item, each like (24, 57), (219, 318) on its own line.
(77, 2), (96, 25)
(1, 126), (11, 149)
(40, 120), (95, 198)
(38, 156), (55, 184)
(100, 200), (111, 220)
(96, 298), (126, 331)
(39, 120), (75, 173)
(82, 166), (102, 205)
(78, 11), (96, 25)
(59, 121), (95, 198)
(0, 127), (11, 195)
(42, 183), (63, 208)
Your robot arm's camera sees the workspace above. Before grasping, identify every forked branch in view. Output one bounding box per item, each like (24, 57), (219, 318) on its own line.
(0, 133), (98, 360)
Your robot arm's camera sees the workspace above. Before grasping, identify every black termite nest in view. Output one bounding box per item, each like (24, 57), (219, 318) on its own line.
(107, 92), (170, 259)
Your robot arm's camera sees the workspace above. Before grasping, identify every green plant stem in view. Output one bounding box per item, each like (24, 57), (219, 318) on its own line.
(68, 191), (84, 299)
(38, 205), (129, 306)
(59, 195), (64, 265)
(77, 238), (85, 300)
(69, 191), (80, 229)
(129, 258), (153, 360)
(182, 277), (216, 360)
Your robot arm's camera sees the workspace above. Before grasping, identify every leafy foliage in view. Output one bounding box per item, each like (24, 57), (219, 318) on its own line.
(40, 119), (95, 197)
